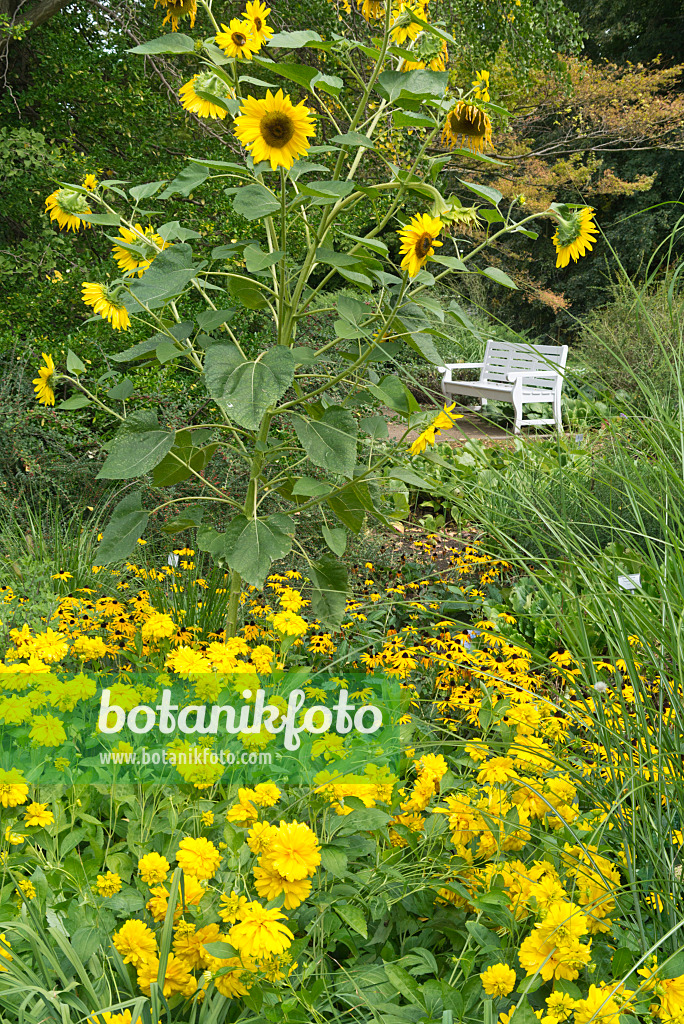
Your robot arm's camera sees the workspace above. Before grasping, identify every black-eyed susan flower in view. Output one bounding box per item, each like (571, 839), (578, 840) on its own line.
(82, 282), (131, 331)
(471, 68), (490, 102)
(215, 18), (260, 59)
(44, 186), (91, 233)
(180, 72), (236, 120)
(33, 352), (57, 407)
(398, 211), (443, 278)
(441, 101), (493, 154)
(551, 205), (599, 269)
(154, 0), (197, 31)
(234, 89), (316, 170)
(243, 0), (273, 45)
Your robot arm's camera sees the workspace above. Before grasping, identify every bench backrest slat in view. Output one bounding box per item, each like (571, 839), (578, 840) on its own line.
(480, 340), (568, 389)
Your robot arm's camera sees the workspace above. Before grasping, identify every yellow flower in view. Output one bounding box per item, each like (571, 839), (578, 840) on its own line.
(154, 0), (197, 31)
(138, 852), (170, 886)
(24, 802), (54, 827)
(219, 890), (249, 923)
(137, 952), (197, 998)
(389, 0), (426, 44)
(228, 901), (294, 957)
(95, 871), (122, 897)
(180, 72), (235, 120)
(29, 713), (67, 747)
(5, 826), (24, 845)
(0, 934), (12, 973)
(272, 611), (309, 637)
(33, 352), (57, 407)
(176, 836), (221, 880)
(480, 964), (517, 997)
(398, 212), (443, 278)
(243, 0), (273, 45)
(267, 820), (321, 881)
(113, 919), (158, 966)
(573, 984), (622, 1024)
(17, 879), (36, 899)
(82, 283), (131, 331)
(477, 756), (517, 785)
(409, 402), (460, 455)
(234, 89), (316, 171)
(201, 810), (214, 826)
(82, 174), (99, 191)
(215, 18), (260, 58)
(253, 782), (281, 807)
(442, 101), (493, 154)
(253, 859), (312, 908)
(111, 223), (167, 276)
(45, 186), (91, 232)
(472, 69), (490, 102)
(552, 207), (599, 269)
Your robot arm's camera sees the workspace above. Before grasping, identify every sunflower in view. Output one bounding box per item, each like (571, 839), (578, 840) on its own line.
(180, 72), (235, 120)
(402, 35), (448, 71)
(82, 174), (99, 192)
(112, 224), (167, 276)
(360, 0), (384, 19)
(234, 89), (316, 171)
(44, 187), (91, 233)
(390, 0), (426, 45)
(441, 101), (493, 154)
(215, 18), (260, 59)
(154, 0), (197, 31)
(33, 353), (57, 407)
(471, 69), (490, 102)
(398, 212), (443, 278)
(82, 283), (131, 331)
(552, 207), (599, 269)
(243, 0), (274, 45)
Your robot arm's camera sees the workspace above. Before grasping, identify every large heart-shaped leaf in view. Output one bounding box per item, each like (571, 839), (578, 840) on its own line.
(222, 514), (294, 587)
(97, 411), (175, 480)
(93, 492), (149, 566)
(294, 406), (358, 478)
(203, 345), (295, 430)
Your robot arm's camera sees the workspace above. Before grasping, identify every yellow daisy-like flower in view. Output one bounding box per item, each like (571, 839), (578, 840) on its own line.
(154, 0), (197, 32)
(176, 836), (221, 880)
(471, 69), (490, 102)
(95, 871), (122, 897)
(480, 963), (517, 997)
(44, 187), (91, 233)
(234, 89), (316, 171)
(180, 72), (235, 120)
(215, 18), (260, 59)
(24, 802), (54, 827)
(33, 352), (57, 407)
(82, 282), (131, 331)
(111, 224), (168, 276)
(409, 402), (461, 455)
(0, 770), (29, 808)
(228, 901), (294, 958)
(398, 211), (443, 278)
(267, 820), (321, 881)
(441, 101), (493, 154)
(552, 207), (599, 269)
(82, 174), (99, 192)
(243, 0), (274, 45)
(112, 918), (158, 966)
(138, 851), (170, 886)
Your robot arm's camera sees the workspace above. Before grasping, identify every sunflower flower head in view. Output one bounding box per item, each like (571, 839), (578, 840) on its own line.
(243, 0), (273, 44)
(44, 187), (91, 233)
(398, 211), (443, 278)
(390, 0), (427, 45)
(234, 89), (316, 171)
(442, 101), (493, 154)
(215, 18), (260, 59)
(471, 69), (490, 102)
(409, 402), (461, 455)
(33, 353), (57, 407)
(82, 282), (131, 331)
(180, 72), (236, 120)
(154, 0), (197, 31)
(550, 205), (599, 269)
(112, 224), (169, 277)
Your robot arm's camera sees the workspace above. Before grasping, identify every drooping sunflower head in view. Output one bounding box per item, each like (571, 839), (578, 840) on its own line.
(33, 353), (57, 407)
(82, 282), (131, 331)
(234, 89), (316, 171)
(112, 224), (168, 277)
(390, 0), (427, 45)
(402, 34), (448, 71)
(551, 206), (599, 269)
(243, 0), (274, 44)
(397, 212), (444, 278)
(441, 102), (493, 154)
(154, 0), (197, 31)
(359, 0), (385, 20)
(440, 199), (481, 236)
(180, 72), (235, 120)
(44, 187), (91, 233)
(215, 18), (259, 59)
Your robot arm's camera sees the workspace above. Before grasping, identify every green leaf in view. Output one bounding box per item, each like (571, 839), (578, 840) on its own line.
(226, 275), (269, 310)
(202, 942), (237, 959)
(156, 341), (183, 364)
(107, 379), (135, 400)
(130, 181), (166, 200)
(309, 556), (348, 626)
(375, 70), (448, 105)
(404, 331), (443, 364)
(196, 308), (235, 331)
(335, 904), (367, 938)
(244, 245), (284, 273)
(160, 508), (204, 534)
(360, 414), (389, 439)
(294, 406), (358, 478)
(232, 183), (280, 220)
(458, 179), (502, 206)
(340, 231), (388, 256)
(77, 212), (122, 226)
(96, 411), (175, 480)
(128, 33), (195, 54)
(94, 492), (149, 565)
(366, 375), (420, 416)
(509, 1000), (542, 1024)
(481, 266), (518, 289)
(159, 164), (210, 198)
(292, 477), (332, 497)
(58, 395), (91, 410)
(337, 294), (369, 324)
(127, 245), (204, 308)
(204, 345), (295, 429)
(267, 29), (322, 47)
(112, 322), (193, 363)
(393, 110), (435, 127)
(323, 525), (346, 556)
(384, 962), (426, 1008)
(316, 246), (360, 268)
(327, 482), (372, 533)
(222, 514), (294, 588)
(151, 430), (218, 487)
(320, 845), (348, 876)
(331, 131), (376, 148)
(66, 349), (85, 374)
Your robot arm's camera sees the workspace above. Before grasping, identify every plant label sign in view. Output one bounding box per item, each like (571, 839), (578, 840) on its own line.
(617, 573), (640, 591)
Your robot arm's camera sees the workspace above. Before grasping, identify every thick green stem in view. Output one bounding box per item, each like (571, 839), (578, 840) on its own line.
(224, 569), (242, 640)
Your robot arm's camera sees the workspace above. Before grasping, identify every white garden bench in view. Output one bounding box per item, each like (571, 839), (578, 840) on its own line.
(437, 340), (568, 434)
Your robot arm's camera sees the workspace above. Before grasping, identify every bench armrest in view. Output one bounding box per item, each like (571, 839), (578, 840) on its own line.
(506, 370), (561, 383)
(437, 362), (484, 382)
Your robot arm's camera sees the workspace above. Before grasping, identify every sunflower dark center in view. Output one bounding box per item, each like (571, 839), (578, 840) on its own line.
(415, 232), (433, 257)
(254, 16), (262, 29)
(232, 30), (247, 45)
(449, 106), (484, 138)
(261, 111), (296, 147)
